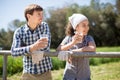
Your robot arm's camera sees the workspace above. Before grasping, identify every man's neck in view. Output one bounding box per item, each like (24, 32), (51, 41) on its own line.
(27, 22), (38, 30)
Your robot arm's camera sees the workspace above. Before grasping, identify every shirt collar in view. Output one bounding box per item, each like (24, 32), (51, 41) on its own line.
(24, 24), (30, 32)
(24, 22), (43, 32)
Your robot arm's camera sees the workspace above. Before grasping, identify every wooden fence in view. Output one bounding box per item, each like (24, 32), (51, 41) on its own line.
(0, 50), (120, 80)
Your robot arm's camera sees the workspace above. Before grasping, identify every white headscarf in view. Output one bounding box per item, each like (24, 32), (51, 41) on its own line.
(69, 13), (88, 30)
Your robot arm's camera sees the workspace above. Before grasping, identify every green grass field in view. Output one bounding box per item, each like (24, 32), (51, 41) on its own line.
(91, 62), (120, 80)
(96, 46), (120, 52)
(5, 61), (120, 80)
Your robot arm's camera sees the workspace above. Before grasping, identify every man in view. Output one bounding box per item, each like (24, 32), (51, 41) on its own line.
(11, 4), (52, 80)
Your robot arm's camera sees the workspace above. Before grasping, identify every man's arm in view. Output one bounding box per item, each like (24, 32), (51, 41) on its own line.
(11, 30), (30, 57)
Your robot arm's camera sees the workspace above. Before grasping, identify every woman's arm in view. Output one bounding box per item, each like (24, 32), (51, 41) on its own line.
(57, 35), (84, 51)
(72, 41), (96, 52)
(57, 42), (74, 51)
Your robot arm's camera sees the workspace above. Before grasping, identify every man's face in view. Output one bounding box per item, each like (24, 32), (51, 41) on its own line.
(27, 10), (43, 25)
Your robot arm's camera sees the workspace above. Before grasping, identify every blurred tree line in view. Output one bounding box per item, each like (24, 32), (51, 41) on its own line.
(0, 0), (120, 49)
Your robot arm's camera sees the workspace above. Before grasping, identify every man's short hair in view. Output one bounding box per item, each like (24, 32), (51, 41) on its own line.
(24, 4), (43, 21)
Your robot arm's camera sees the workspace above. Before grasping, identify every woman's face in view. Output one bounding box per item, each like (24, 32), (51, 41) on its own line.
(75, 20), (89, 35)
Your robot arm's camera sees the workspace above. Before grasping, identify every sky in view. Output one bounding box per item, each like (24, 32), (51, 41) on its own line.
(0, 0), (115, 30)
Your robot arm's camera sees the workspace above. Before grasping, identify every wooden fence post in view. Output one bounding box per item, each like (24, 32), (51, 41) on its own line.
(2, 54), (8, 80)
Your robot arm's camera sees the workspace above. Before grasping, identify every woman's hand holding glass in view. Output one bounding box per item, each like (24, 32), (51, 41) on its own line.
(72, 32), (84, 45)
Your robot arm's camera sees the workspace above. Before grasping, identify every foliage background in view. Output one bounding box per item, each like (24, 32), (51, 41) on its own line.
(0, 0), (120, 49)
(0, 0), (120, 78)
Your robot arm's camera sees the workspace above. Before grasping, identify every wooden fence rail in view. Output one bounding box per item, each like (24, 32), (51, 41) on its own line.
(0, 50), (120, 80)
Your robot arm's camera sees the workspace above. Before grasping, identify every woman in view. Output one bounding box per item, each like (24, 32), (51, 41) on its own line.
(57, 13), (96, 80)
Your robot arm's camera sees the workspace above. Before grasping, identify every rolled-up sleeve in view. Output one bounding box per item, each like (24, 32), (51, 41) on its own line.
(11, 29), (30, 56)
(61, 36), (69, 45)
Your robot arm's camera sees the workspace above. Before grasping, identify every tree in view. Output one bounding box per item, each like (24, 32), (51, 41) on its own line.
(47, 4), (80, 48)
(1, 0), (120, 49)
(116, 0), (120, 14)
(8, 19), (26, 31)
(47, 8), (67, 48)
(0, 19), (26, 50)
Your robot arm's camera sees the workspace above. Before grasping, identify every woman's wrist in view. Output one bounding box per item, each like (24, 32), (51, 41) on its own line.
(71, 41), (76, 45)
(72, 48), (83, 52)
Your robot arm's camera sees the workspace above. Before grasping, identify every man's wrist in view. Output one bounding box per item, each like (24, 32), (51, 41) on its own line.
(30, 44), (35, 52)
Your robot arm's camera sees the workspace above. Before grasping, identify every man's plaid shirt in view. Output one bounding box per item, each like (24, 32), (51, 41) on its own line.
(11, 22), (52, 74)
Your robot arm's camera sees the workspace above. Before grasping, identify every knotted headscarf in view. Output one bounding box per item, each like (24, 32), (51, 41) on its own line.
(69, 13), (88, 30)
